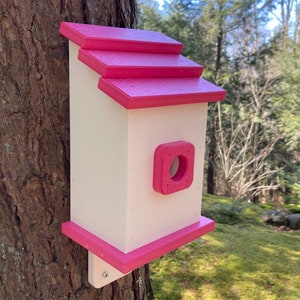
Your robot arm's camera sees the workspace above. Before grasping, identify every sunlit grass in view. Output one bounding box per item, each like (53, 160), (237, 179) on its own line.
(150, 195), (300, 300)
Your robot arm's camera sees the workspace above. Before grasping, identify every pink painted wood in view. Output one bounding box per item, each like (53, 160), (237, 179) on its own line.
(62, 216), (215, 274)
(78, 49), (203, 78)
(59, 22), (183, 53)
(153, 141), (195, 195)
(98, 77), (227, 109)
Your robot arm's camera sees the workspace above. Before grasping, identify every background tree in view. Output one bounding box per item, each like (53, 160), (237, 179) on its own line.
(137, 0), (300, 204)
(214, 0), (281, 200)
(269, 0), (300, 203)
(0, 1), (153, 299)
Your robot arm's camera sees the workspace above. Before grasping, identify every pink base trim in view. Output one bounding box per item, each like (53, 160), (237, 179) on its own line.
(62, 216), (215, 274)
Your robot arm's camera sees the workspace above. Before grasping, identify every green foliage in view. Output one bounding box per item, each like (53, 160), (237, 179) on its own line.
(285, 183), (300, 204)
(273, 40), (300, 152)
(137, 0), (166, 31)
(286, 204), (300, 213)
(137, 0), (300, 203)
(276, 162), (300, 204)
(150, 195), (300, 299)
(202, 202), (243, 224)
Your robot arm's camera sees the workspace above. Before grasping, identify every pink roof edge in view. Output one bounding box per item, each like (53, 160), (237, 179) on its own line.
(62, 216), (215, 274)
(78, 48), (204, 78)
(59, 22), (183, 53)
(98, 77), (226, 109)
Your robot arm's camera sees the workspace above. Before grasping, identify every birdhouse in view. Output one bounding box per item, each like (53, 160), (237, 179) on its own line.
(60, 22), (226, 288)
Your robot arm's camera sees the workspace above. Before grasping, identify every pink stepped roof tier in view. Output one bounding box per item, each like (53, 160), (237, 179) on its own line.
(99, 77), (226, 109)
(60, 22), (183, 53)
(78, 49), (204, 78)
(59, 22), (226, 108)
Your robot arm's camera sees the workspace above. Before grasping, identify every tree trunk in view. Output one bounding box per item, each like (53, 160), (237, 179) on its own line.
(0, 1), (153, 299)
(206, 109), (216, 195)
(206, 5), (223, 196)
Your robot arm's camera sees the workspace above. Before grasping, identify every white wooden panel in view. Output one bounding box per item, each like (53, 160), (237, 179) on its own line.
(123, 103), (208, 252)
(70, 42), (128, 250)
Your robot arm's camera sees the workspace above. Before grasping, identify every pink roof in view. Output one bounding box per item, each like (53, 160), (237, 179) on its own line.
(60, 22), (183, 53)
(60, 22), (226, 109)
(78, 49), (203, 78)
(99, 77), (225, 109)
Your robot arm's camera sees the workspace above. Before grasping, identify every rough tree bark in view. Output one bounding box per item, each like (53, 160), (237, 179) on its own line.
(0, 1), (153, 299)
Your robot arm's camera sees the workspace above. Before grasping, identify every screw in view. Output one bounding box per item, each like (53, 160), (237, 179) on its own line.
(103, 271), (108, 278)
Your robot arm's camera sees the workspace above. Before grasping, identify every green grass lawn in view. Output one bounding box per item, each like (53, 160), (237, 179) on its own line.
(150, 194), (300, 300)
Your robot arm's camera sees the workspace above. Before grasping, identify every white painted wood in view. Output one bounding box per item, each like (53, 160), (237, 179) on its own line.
(69, 41), (207, 253)
(88, 252), (128, 288)
(124, 103), (207, 252)
(69, 42), (128, 250)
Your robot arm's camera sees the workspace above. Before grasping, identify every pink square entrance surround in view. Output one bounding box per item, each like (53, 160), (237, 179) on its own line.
(153, 141), (195, 195)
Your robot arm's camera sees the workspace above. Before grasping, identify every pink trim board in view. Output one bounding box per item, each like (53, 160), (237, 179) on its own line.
(98, 77), (226, 109)
(60, 22), (183, 53)
(62, 216), (215, 274)
(78, 49), (203, 78)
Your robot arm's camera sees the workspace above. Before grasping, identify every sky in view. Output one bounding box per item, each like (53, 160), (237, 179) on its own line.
(152, 0), (285, 33)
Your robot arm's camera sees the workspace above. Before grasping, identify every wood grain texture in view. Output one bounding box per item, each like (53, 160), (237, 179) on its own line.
(0, 1), (152, 299)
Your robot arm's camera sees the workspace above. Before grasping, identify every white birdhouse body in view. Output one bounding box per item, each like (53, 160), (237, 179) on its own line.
(70, 41), (209, 252)
(70, 42), (208, 253)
